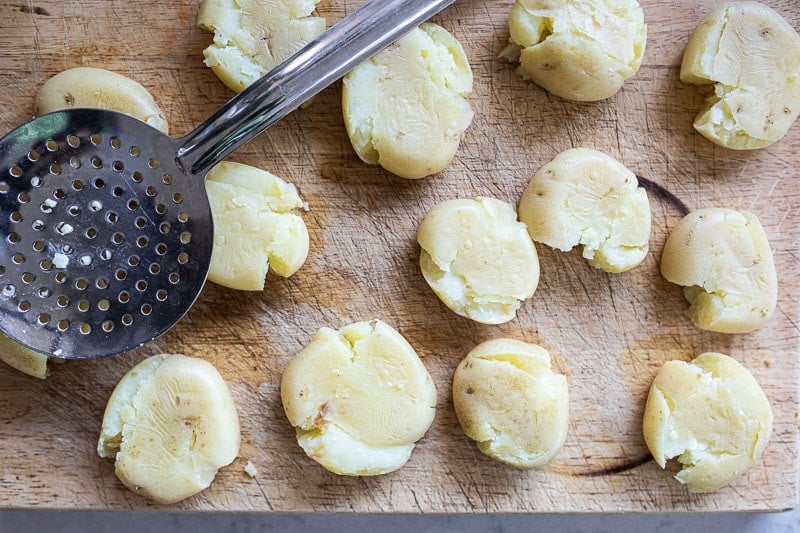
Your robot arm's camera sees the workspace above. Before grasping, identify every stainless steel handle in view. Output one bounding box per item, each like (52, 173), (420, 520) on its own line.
(177, 0), (456, 175)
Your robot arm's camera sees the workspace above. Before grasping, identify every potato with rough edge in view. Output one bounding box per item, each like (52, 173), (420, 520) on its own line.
(342, 23), (474, 179)
(660, 208), (777, 334)
(680, 2), (800, 149)
(280, 320), (436, 476)
(35, 67), (169, 133)
(206, 161), (309, 291)
(643, 352), (773, 493)
(0, 334), (49, 379)
(501, 0), (647, 101)
(98, 354), (241, 504)
(518, 148), (651, 273)
(417, 197), (540, 325)
(453, 338), (569, 469)
(198, 0), (326, 93)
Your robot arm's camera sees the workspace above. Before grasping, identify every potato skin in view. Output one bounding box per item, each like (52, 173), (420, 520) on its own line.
(506, 0), (647, 101)
(679, 1), (800, 149)
(453, 338), (569, 469)
(417, 197), (539, 324)
(660, 208), (777, 333)
(342, 23), (473, 179)
(642, 352), (772, 493)
(35, 67), (169, 133)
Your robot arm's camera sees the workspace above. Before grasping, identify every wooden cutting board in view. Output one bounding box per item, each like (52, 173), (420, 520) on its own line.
(0, 0), (798, 513)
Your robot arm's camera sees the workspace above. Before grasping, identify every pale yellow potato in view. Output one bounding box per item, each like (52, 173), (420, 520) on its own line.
(502, 0), (646, 101)
(198, 0), (326, 92)
(418, 197), (540, 325)
(280, 320), (436, 476)
(0, 334), (49, 379)
(206, 161), (309, 291)
(98, 354), (241, 504)
(680, 2), (800, 149)
(660, 208), (777, 333)
(35, 67), (169, 133)
(643, 352), (772, 493)
(453, 338), (569, 469)
(518, 148), (650, 273)
(342, 23), (474, 179)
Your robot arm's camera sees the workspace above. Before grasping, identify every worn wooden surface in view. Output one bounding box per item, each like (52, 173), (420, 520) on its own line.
(0, 0), (798, 513)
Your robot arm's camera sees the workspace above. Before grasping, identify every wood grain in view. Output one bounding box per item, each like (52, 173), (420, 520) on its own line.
(0, 0), (798, 513)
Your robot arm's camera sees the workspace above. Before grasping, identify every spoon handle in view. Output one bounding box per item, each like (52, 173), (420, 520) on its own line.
(177, 0), (456, 175)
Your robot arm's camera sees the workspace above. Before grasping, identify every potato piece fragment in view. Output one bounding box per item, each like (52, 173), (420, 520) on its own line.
(643, 352), (773, 493)
(417, 197), (540, 325)
(0, 334), (49, 379)
(280, 320), (437, 476)
(206, 161), (309, 290)
(502, 0), (647, 101)
(680, 2), (800, 149)
(660, 208), (777, 333)
(453, 338), (569, 469)
(342, 23), (474, 179)
(97, 354), (241, 504)
(518, 148), (651, 273)
(198, 0), (326, 92)
(35, 67), (169, 133)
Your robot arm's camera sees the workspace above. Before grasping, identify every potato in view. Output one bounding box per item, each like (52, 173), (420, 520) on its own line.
(0, 334), (49, 379)
(198, 0), (326, 92)
(643, 352), (773, 493)
(518, 148), (651, 273)
(97, 354), (241, 504)
(206, 161), (309, 291)
(453, 338), (569, 469)
(342, 23), (474, 179)
(680, 1), (800, 149)
(502, 0), (647, 101)
(417, 197), (540, 325)
(35, 67), (168, 133)
(280, 320), (436, 476)
(660, 208), (777, 333)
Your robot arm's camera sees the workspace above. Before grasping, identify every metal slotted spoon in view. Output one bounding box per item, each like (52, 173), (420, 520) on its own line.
(0, 0), (455, 360)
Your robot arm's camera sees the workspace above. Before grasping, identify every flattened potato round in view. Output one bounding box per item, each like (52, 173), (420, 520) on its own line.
(660, 208), (777, 333)
(643, 352), (773, 493)
(518, 148), (651, 273)
(680, 1), (800, 149)
(98, 354), (241, 504)
(417, 197), (540, 325)
(0, 334), (49, 379)
(453, 338), (569, 468)
(502, 0), (647, 101)
(198, 0), (326, 92)
(280, 320), (437, 476)
(342, 23), (474, 179)
(35, 67), (168, 133)
(206, 161), (309, 291)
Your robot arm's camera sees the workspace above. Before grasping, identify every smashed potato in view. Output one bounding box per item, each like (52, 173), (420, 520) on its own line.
(342, 23), (474, 179)
(502, 0), (647, 101)
(98, 354), (241, 504)
(660, 208), (777, 333)
(206, 161), (309, 291)
(280, 320), (436, 476)
(35, 67), (168, 133)
(0, 334), (49, 379)
(518, 148), (651, 273)
(417, 197), (540, 325)
(198, 0), (326, 92)
(681, 1), (800, 149)
(453, 338), (569, 469)
(643, 352), (773, 493)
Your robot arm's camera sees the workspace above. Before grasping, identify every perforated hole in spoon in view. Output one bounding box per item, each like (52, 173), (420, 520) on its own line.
(0, 110), (213, 360)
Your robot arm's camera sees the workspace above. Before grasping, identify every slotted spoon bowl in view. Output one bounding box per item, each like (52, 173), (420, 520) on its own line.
(0, 0), (455, 360)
